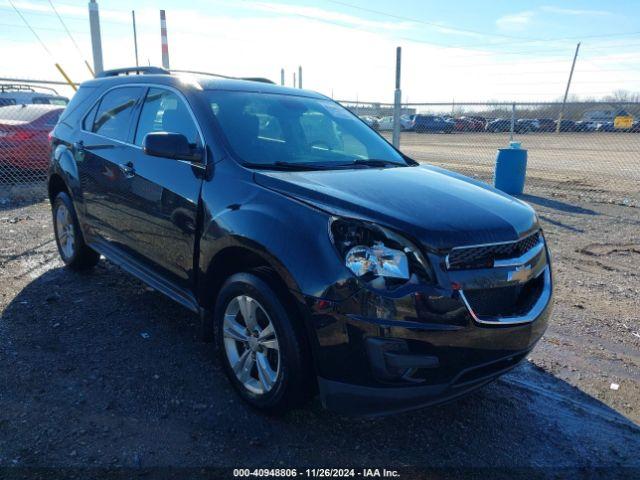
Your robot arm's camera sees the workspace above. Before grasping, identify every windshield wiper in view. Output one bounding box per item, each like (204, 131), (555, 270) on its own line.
(350, 159), (407, 168)
(243, 161), (332, 171)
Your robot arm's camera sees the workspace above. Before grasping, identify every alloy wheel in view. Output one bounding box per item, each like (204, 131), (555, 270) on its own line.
(223, 295), (280, 395)
(55, 203), (76, 260)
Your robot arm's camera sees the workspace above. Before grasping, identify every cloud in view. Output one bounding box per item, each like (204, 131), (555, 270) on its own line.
(540, 6), (613, 17)
(495, 11), (534, 31)
(245, 1), (414, 31)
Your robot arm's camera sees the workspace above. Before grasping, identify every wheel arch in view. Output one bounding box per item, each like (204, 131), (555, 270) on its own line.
(198, 239), (304, 312)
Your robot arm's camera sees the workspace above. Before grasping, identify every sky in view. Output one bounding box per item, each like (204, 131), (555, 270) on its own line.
(1, 0), (639, 102)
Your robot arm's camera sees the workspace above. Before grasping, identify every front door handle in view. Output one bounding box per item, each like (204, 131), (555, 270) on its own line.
(118, 161), (136, 178)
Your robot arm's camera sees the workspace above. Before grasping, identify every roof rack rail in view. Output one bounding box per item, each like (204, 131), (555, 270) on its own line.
(170, 69), (233, 79)
(241, 77), (275, 84)
(171, 70), (275, 84)
(97, 67), (170, 78)
(0, 83), (60, 95)
(96, 67), (276, 85)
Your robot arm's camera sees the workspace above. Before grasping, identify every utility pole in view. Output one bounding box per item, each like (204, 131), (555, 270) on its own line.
(280, 68), (284, 86)
(88, 0), (103, 74)
(298, 66), (302, 89)
(392, 46), (402, 148)
(132, 10), (139, 68)
(293, 72), (296, 88)
(556, 42), (580, 133)
(160, 10), (170, 69)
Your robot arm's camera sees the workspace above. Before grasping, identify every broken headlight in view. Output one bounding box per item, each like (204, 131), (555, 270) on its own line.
(330, 218), (433, 287)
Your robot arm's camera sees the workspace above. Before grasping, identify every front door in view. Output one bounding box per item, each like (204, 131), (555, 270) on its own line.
(124, 86), (205, 291)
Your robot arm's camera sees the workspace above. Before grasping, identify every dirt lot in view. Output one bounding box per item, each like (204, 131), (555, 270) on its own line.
(396, 132), (640, 186)
(0, 159), (639, 475)
(0, 177), (640, 478)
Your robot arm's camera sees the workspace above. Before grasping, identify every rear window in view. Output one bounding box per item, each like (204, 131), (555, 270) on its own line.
(32, 96), (69, 106)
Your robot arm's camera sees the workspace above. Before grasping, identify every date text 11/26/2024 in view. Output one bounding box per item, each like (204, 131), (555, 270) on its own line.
(233, 468), (401, 478)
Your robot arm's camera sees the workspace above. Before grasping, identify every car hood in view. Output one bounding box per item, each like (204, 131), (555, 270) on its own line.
(253, 165), (538, 250)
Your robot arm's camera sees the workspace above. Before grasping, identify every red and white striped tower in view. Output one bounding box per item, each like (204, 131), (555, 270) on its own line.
(160, 10), (170, 69)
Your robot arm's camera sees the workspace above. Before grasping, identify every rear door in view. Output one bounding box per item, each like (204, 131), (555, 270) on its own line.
(124, 86), (204, 291)
(76, 86), (144, 247)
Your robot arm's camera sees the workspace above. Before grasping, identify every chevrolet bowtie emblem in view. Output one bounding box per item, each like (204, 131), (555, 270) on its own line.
(508, 264), (532, 282)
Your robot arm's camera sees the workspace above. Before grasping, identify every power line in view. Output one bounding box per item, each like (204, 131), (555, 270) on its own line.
(6, 0), (53, 57)
(325, 0), (640, 45)
(47, 0), (94, 75)
(47, 0), (85, 54)
(324, 0), (545, 42)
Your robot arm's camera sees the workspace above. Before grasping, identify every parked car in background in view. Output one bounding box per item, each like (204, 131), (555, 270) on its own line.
(537, 118), (556, 132)
(465, 116), (487, 129)
(413, 114), (454, 133)
(48, 66), (552, 414)
(487, 118), (537, 134)
(0, 84), (69, 107)
(485, 118), (509, 133)
(377, 116), (394, 131)
(0, 104), (64, 172)
(575, 121), (598, 132)
(400, 114), (415, 131)
(359, 115), (379, 130)
(516, 119), (540, 132)
(597, 121), (615, 132)
(555, 119), (577, 132)
(454, 117), (484, 132)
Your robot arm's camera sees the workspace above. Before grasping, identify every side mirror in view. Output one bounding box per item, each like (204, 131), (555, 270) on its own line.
(143, 132), (202, 162)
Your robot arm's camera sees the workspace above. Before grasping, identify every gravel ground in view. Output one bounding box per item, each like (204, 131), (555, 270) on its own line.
(0, 176), (639, 477)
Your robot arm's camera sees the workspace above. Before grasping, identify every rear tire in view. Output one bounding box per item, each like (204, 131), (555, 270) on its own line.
(214, 272), (312, 413)
(52, 192), (100, 271)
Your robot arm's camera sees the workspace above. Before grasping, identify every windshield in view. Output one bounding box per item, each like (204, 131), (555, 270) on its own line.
(205, 91), (407, 169)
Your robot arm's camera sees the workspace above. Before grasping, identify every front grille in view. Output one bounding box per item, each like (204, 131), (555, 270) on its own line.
(463, 272), (544, 318)
(447, 231), (541, 270)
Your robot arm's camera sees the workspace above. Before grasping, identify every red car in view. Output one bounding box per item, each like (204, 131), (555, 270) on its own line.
(0, 104), (64, 172)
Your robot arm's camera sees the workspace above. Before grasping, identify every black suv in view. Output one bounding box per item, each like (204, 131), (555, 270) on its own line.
(48, 67), (552, 414)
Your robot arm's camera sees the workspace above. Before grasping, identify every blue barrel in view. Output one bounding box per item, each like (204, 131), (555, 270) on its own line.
(494, 142), (527, 195)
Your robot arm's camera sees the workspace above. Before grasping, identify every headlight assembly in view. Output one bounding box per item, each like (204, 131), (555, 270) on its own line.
(330, 218), (433, 288)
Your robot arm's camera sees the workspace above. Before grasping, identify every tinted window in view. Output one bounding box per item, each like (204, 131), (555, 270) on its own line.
(83, 101), (99, 130)
(206, 91), (405, 167)
(92, 87), (142, 142)
(134, 88), (199, 146)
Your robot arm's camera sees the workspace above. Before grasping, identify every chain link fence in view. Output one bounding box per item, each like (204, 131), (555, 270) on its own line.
(1, 78), (639, 203)
(0, 80), (71, 203)
(341, 100), (640, 195)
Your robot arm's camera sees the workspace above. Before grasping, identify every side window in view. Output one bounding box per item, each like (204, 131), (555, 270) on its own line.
(92, 87), (142, 142)
(82, 101), (99, 130)
(134, 88), (199, 146)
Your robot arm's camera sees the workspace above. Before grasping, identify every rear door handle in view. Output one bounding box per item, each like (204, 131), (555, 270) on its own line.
(118, 161), (135, 178)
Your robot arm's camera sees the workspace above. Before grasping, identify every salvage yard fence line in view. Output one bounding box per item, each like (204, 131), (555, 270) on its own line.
(0, 76), (639, 202)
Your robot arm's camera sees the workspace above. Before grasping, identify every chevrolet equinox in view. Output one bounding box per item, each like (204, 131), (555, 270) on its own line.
(48, 67), (552, 414)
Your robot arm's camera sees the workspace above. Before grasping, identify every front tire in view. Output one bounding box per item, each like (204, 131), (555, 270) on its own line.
(214, 272), (311, 413)
(52, 192), (100, 271)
